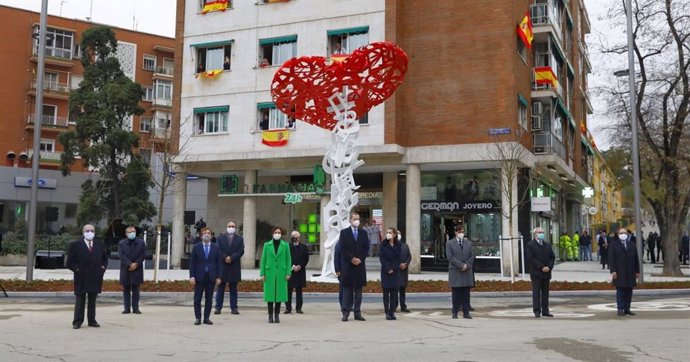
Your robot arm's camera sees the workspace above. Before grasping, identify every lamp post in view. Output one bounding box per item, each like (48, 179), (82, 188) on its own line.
(614, 0), (644, 283)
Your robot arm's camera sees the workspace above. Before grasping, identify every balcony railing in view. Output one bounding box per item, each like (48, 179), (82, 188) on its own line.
(34, 47), (73, 61)
(31, 80), (72, 93)
(28, 114), (69, 128)
(153, 98), (173, 107)
(532, 66), (563, 97)
(153, 127), (170, 139)
(533, 132), (566, 161)
(154, 65), (174, 76)
(28, 150), (62, 162)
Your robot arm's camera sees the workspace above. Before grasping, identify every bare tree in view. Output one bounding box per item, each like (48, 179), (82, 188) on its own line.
(597, 0), (690, 276)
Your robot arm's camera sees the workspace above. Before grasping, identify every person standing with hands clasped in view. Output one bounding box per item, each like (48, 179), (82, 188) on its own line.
(398, 233), (412, 313)
(118, 226), (145, 315)
(609, 228), (640, 316)
(446, 225), (474, 319)
(67, 224), (108, 329)
(215, 220), (245, 315)
(339, 212), (370, 322)
(189, 227), (222, 326)
(379, 227), (402, 320)
(260, 227), (292, 323)
(525, 227), (556, 318)
(286, 230), (309, 314)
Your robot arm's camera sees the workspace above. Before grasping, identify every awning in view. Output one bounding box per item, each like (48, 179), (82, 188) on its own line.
(327, 26), (369, 37)
(190, 40), (233, 48)
(518, 93), (529, 107)
(556, 99), (576, 129)
(550, 34), (566, 63)
(257, 102), (275, 109)
(259, 35), (297, 45)
(193, 105), (229, 114)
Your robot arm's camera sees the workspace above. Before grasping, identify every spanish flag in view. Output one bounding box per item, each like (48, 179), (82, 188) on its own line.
(261, 129), (290, 147)
(535, 66), (558, 88)
(195, 69), (223, 79)
(517, 11), (533, 48)
(202, 0), (229, 14)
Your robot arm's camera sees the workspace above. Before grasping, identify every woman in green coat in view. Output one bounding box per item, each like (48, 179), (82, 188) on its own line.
(260, 226), (292, 323)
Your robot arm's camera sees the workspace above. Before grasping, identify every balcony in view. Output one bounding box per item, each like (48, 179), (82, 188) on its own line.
(530, 2), (562, 39)
(31, 47), (74, 68)
(533, 132), (566, 161)
(28, 80), (71, 100)
(152, 127), (171, 140)
(27, 114), (70, 131)
(531, 66), (563, 99)
(151, 98), (173, 111)
(153, 65), (174, 78)
(28, 150), (62, 165)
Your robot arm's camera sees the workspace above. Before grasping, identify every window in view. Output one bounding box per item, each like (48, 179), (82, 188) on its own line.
(327, 27), (368, 56)
(194, 42), (232, 72)
(161, 58), (174, 75)
(34, 27), (74, 60)
(259, 0), (290, 3)
(518, 100), (528, 130)
(142, 86), (154, 101)
(257, 103), (294, 130)
(44, 72), (59, 91)
(200, 0), (231, 12)
(65, 203), (77, 218)
(155, 80), (172, 102)
(42, 104), (57, 125)
(517, 35), (527, 61)
(194, 106), (229, 134)
(143, 55), (156, 71)
(259, 36), (297, 66)
(553, 113), (563, 141)
(70, 75), (82, 91)
(156, 115), (170, 130)
(40, 139), (55, 152)
(140, 116), (152, 132)
(358, 113), (368, 125)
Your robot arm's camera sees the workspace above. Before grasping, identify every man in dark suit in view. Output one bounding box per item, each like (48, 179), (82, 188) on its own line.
(334, 241), (346, 310)
(214, 220), (245, 315)
(190, 227), (222, 325)
(339, 212), (370, 321)
(525, 227), (555, 318)
(398, 238), (412, 313)
(118, 226), (146, 314)
(67, 224), (109, 329)
(446, 225), (474, 319)
(286, 231), (310, 314)
(609, 228), (640, 316)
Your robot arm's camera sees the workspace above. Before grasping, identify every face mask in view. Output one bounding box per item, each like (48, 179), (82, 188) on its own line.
(385, 233), (393, 240)
(291, 237), (299, 243)
(83, 231), (95, 241)
(273, 233), (282, 240)
(202, 234), (212, 242)
(457, 233), (464, 240)
(127, 232), (136, 240)
(352, 220), (360, 228)
(226, 227), (235, 235)
(537, 233), (545, 240)
(619, 234), (628, 241)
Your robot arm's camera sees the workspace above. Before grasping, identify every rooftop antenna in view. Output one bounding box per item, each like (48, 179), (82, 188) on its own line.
(87, 0), (93, 22)
(59, 0), (67, 16)
(132, 0), (137, 31)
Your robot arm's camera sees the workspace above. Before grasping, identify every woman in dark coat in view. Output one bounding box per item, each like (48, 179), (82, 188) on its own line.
(598, 231), (609, 269)
(379, 227), (402, 320)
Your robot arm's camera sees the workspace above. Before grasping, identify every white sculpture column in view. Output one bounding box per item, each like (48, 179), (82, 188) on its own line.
(242, 170), (257, 269)
(405, 164), (421, 273)
(382, 172), (398, 230)
(171, 172), (187, 268)
(318, 194), (330, 269)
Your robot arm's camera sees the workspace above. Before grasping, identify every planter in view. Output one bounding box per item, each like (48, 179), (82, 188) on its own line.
(0, 254), (28, 266)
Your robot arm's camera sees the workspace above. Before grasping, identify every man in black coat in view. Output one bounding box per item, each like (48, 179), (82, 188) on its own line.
(118, 226), (146, 314)
(339, 212), (370, 322)
(190, 227), (222, 325)
(609, 228), (640, 316)
(398, 239), (412, 313)
(67, 224), (109, 329)
(525, 227), (555, 318)
(286, 230), (310, 314)
(214, 220), (245, 315)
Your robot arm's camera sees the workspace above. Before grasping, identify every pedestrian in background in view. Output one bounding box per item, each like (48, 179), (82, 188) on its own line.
(598, 231), (609, 269)
(525, 227), (555, 318)
(609, 228), (640, 316)
(215, 220), (245, 315)
(260, 227), (291, 323)
(380, 227), (401, 320)
(681, 232), (689, 265)
(67, 224), (108, 329)
(579, 230), (592, 261)
(398, 233), (412, 313)
(286, 230), (309, 314)
(446, 225), (474, 319)
(189, 227), (222, 325)
(118, 226), (145, 315)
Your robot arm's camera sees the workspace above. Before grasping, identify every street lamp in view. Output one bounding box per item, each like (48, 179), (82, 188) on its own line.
(613, 0), (644, 283)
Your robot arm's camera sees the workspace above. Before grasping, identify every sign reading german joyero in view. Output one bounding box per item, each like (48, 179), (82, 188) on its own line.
(421, 200), (498, 212)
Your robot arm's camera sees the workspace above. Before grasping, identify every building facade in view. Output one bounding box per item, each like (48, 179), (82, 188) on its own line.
(0, 5), (186, 234)
(172, 0), (597, 274)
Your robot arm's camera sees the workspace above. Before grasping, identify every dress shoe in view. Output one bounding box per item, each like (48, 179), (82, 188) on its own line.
(284, 310), (292, 314)
(390, 314), (397, 320)
(194, 319), (201, 325)
(203, 319), (213, 325)
(625, 311), (636, 316)
(274, 314), (280, 323)
(296, 310), (303, 314)
(214, 310), (221, 315)
(401, 308), (411, 313)
(88, 322), (100, 327)
(354, 315), (366, 321)
(385, 314), (393, 320)
(469, 307), (475, 312)
(73, 324), (81, 329)
(463, 314), (472, 319)
(534, 313), (541, 318)
(133, 310), (141, 315)
(542, 313), (554, 317)
(617, 310), (625, 316)
(231, 309), (240, 315)
(341, 315), (348, 322)
(268, 314), (274, 323)
(452, 313), (458, 319)
(122, 311), (131, 314)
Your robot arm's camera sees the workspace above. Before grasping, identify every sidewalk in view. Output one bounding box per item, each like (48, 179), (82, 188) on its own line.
(1, 259), (687, 283)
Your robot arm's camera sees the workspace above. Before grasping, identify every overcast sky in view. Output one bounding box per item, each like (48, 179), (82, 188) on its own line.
(1, 0), (624, 150)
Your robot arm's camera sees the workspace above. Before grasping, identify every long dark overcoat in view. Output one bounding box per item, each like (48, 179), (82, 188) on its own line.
(118, 237), (146, 286)
(67, 238), (109, 295)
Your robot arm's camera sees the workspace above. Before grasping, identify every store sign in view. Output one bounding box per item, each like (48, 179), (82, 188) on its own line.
(461, 201), (497, 211)
(283, 193), (303, 204)
(252, 183), (318, 193)
(358, 192), (383, 199)
(582, 187), (594, 198)
(488, 127), (511, 135)
(421, 201), (497, 212)
(531, 197), (552, 212)
(421, 202), (460, 212)
(14, 177), (57, 189)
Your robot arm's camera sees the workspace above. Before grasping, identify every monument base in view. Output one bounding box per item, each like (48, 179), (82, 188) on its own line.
(310, 273), (340, 284)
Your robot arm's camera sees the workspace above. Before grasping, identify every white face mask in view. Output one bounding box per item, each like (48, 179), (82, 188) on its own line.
(273, 233), (282, 240)
(351, 220), (360, 228)
(619, 234), (628, 241)
(127, 232), (136, 240)
(83, 231), (95, 241)
(457, 233), (464, 240)
(385, 232), (393, 240)
(226, 227), (235, 235)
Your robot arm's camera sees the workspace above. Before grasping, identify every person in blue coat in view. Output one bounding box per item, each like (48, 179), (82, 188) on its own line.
(189, 227), (222, 325)
(339, 212), (370, 321)
(214, 220), (245, 315)
(380, 227), (402, 320)
(118, 226), (146, 314)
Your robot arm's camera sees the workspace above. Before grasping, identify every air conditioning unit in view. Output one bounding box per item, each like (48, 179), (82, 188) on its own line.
(532, 101), (543, 115)
(532, 115), (543, 131)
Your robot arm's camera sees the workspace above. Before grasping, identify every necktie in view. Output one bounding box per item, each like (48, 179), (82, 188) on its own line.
(538, 240), (543, 246)
(459, 239), (463, 249)
(88, 241), (93, 252)
(622, 241), (627, 251)
(353, 228), (358, 240)
(204, 244), (209, 258)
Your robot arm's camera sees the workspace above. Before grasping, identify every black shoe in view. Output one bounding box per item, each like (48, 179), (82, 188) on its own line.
(214, 310), (221, 315)
(354, 315), (366, 321)
(542, 313), (554, 317)
(463, 313), (472, 319)
(469, 307), (475, 312)
(341, 315), (348, 322)
(401, 308), (411, 313)
(385, 314), (392, 320)
(390, 314), (397, 320)
(274, 314), (280, 323)
(203, 319), (213, 325)
(231, 309), (239, 315)
(534, 313), (541, 318)
(617, 310), (625, 316)
(296, 310), (303, 314)
(73, 324), (81, 329)
(122, 311), (131, 314)
(452, 313), (458, 319)
(268, 314), (274, 323)
(284, 310), (292, 314)
(194, 319), (201, 325)
(625, 311), (636, 316)
(88, 322), (100, 327)
(133, 309), (141, 315)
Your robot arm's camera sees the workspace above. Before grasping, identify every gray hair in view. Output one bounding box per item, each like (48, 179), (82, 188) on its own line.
(291, 230), (300, 238)
(532, 227), (544, 237)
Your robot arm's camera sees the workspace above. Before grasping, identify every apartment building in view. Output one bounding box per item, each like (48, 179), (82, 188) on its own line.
(171, 0), (596, 273)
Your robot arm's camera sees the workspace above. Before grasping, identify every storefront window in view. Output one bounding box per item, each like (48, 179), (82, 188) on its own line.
(467, 213), (501, 257)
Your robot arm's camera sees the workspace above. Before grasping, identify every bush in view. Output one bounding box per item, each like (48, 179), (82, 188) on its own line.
(0, 233), (77, 256)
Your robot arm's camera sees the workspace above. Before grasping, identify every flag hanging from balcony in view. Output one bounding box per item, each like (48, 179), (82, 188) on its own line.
(535, 66), (558, 88)
(195, 69), (223, 79)
(202, 0), (229, 14)
(517, 11), (533, 48)
(261, 129), (290, 147)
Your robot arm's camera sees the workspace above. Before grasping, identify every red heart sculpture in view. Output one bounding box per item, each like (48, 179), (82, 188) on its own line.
(271, 42), (408, 130)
